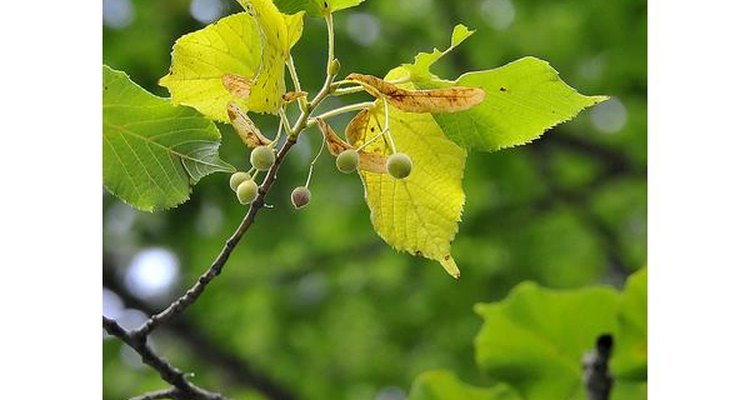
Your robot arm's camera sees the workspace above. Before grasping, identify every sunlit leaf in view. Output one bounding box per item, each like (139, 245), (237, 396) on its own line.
(346, 104), (466, 278)
(399, 26), (608, 151)
(160, 2), (304, 121)
(273, 0), (365, 16)
(408, 370), (521, 400)
(103, 65), (234, 212)
(347, 73), (485, 113)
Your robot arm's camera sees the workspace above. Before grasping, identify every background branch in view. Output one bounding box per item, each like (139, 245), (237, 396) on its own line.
(582, 334), (615, 400)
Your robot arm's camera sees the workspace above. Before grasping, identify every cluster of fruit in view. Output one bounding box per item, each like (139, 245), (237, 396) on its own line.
(231, 143), (413, 210)
(335, 149), (413, 180)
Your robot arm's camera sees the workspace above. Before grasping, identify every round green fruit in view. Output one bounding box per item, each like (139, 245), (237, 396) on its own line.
(336, 149), (360, 174)
(229, 172), (253, 191)
(236, 180), (258, 205)
(386, 152), (413, 179)
(251, 146), (275, 171)
(290, 186), (311, 209)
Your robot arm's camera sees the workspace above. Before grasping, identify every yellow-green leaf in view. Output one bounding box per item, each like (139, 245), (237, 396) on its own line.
(160, 2), (304, 122)
(346, 104), (467, 278)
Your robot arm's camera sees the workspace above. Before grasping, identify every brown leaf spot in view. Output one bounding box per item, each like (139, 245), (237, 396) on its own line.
(221, 73), (253, 100)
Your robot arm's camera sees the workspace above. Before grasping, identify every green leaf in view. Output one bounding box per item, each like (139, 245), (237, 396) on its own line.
(474, 282), (620, 400)
(160, 1), (304, 122)
(400, 26), (608, 151)
(408, 370), (521, 400)
(406, 24), (474, 82)
(346, 104), (466, 278)
(273, 0), (364, 16)
(103, 65), (234, 212)
(612, 268), (647, 380)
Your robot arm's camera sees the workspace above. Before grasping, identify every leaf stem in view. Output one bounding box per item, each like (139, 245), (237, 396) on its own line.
(286, 56), (308, 112)
(331, 85), (365, 96)
(382, 99), (397, 154)
(305, 101), (374, 127)
(304, 130), (326, 188)
(324, 13), (335, 72)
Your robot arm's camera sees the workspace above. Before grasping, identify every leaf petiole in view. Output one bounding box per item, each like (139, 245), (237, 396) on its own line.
(304, 129), (327, 188)
(305, 101), (374, 127)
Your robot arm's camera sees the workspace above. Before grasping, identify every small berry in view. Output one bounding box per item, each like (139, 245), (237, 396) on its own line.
(386, 152), (413, 179)
(251, 146), (275, 171)
(229, 172), (252, 191)
(236, 180), (258, 204)
(336, 149), (360, 174)
(290, 186), (311, 209)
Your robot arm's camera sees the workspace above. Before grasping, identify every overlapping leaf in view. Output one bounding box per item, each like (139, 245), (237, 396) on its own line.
(273, 0), (365, 16)
(399, 25), (608, 151)
(159, 0), (304, 122)
(474, 270), (648, 400)
(408, 371), (521, 400)
(103, 66), (234, 212)
(346, 104), (466, 278)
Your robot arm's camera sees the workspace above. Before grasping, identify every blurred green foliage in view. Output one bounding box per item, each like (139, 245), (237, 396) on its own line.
(103, 0), (645, 398)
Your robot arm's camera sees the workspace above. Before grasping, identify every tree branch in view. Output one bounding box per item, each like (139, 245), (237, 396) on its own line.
(134, 136), (298, 337)
(129, 388), (179, 400)
(104, 316), (227, 400)
(583, 334), (614, 400)
(103, 262), (297, 400)
(104, 14), (346, 398)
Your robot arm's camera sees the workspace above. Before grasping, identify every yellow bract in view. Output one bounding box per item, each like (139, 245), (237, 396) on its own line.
(346, 104), (467, 278)
(159, 0), (304, 122)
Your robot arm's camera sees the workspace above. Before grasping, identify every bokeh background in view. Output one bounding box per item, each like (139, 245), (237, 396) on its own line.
(103, 0), (646, 398)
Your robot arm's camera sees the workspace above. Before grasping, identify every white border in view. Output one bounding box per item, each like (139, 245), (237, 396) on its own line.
(650, 0), (750, 397)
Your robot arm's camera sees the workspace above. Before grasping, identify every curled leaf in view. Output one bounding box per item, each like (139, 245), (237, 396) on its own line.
(227, 102), (272, 148)
(316, 119), (386, 173)
(346, 73), (485, 113)
(222, 73), (254, 100)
